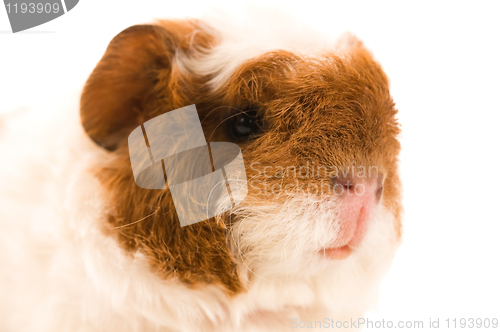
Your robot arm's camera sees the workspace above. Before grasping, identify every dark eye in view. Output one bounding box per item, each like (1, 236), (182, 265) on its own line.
(228, 109), (263, 140)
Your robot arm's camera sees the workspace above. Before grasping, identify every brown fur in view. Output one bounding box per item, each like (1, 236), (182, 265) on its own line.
(80, 20), (402, 295)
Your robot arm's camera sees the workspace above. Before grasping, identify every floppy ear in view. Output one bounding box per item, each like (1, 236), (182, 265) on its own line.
(80, 24), (173, 151)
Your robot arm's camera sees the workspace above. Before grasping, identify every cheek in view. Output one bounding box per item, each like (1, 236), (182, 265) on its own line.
(227, 197), (343, 269)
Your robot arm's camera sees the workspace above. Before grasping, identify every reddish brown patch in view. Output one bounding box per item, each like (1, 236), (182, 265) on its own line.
(81, 21), (244, 294)
(80, 19), (402, 295)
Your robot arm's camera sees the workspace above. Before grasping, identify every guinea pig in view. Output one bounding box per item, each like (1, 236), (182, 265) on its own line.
(0, 10), (402, 332)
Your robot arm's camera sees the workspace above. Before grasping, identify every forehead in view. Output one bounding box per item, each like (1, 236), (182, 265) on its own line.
(220, 49), (391, 109)
(178, 29), (390, 112)
(180, 11), (349, 89)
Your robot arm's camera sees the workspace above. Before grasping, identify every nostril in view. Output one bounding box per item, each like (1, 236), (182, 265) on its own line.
(330, 175), (355, 194)
(330, 174), (384, 200)
(375, 185), (384, 202)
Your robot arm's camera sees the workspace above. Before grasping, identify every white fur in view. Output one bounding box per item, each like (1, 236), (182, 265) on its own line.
(180, 6), (341, 90)
(0, 10), (400, 332)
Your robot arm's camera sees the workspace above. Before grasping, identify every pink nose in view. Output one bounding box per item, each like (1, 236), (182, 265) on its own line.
(329, 174), (383, 248)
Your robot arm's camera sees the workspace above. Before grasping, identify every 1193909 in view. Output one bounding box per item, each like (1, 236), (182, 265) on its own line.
(5, 2), (60, 14)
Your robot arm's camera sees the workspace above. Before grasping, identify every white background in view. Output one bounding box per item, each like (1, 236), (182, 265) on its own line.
(1, 1), (499, 331)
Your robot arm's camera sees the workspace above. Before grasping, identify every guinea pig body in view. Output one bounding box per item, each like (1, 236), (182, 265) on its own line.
(0, 10), (402, 332)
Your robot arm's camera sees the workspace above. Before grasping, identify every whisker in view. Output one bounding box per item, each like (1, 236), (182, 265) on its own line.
(201, 105), (242, 123)
(208, 109), (247, 142)
(113, 207), (161, 229)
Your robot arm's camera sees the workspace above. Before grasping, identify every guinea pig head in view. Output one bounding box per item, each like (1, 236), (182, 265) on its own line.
(80, 20), (402, 295)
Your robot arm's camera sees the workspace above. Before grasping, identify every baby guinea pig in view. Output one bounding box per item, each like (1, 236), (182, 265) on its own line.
(0, 12), (402, 332)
